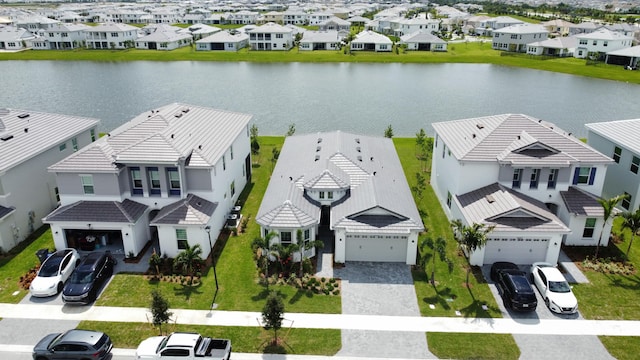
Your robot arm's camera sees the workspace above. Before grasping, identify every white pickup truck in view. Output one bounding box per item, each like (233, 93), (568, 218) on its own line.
(135, 332), (231, 360)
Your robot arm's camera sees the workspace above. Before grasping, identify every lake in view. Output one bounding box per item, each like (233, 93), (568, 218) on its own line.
(2, 61), (640, 137)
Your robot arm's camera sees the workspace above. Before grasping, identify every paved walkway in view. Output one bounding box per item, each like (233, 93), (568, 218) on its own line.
(558, 250), (589, 283)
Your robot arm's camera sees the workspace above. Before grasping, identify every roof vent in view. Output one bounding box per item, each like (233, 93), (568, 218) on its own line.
(198, 145), (202, 150)
(370, 156), (373, 161)
(315, 155), (320, 161)
(171, 134), (175, 139)
(486, 195), (495, 203)
(317, 138), (322, 143)
(472, 134), (476, 139)
(356, 146), (361, 152)
(357, 156), (362, 162)
(1, 134), (14, 141)
(316, 146), (321, 152)
(517, 135), (521, 140)
(24, 128), (28, 133)
(17, 113), (30, 119)
(182, 108), (190, 113)
(355, 138), (360, 144)
(476, 123), (484, 129)
(538, 119), (542, 123)
(174, 113), (182, 118)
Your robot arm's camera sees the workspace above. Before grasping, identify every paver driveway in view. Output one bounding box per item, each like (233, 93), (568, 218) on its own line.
(334, 261), (435, 359)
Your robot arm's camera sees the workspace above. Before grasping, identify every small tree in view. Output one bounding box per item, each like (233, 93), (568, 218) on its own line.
(620, 207), (640, 261)
(150, 290), (173, 335)
(419, 237), (453, 285)
(250, 124), (260, 160)
(296, 229), (324, 278)
(384, 124), (394, 138)
(595, 194), (628, 259)
(451, 220), (495, 286)
(173, 244), (203, 284)
(285, 123), (296, 137)
(415, 128), (426, 158)
(271, 147), (280, 171)
(262, 291), (285, 346)
(149, 249), (162, 275)
(412, 172), (427, 202)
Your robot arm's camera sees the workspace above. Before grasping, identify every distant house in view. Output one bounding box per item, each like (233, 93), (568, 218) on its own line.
(299, 30), (340, 51)
(85, 23), (138, 49)
(135, 26), (192, 50)
(318, 16), (351, 35)
(541, 19), (574, 37)
(432, 114), (613, 266)
(527, 36), (577, 57)
(308, 12), (333, 26)
(487, 16), (524, 31)
(0, 108), (98, 252)
(569, 22), (600, 36)
(32, 23), (90, 50)
(393, 16), (440, 37)
(350, 30), (392, 52)
(282, 9), (307, 25)
(492, 23), (548, 53)
(586, 119), (640, 212)
(44, 103), (253, 259)
(400, 30), (447, 52)
(465, 15), (492, 36)
(196, 30), (249, 51)
(178, 23), (221, 41)
(225, 11), (259, 25)
(574, 28), (633, 59)
(248, 22), (293, 51)
(259, 11), (284, 25)
(0, 26), (36, 50)
(256, 131), (424, 265)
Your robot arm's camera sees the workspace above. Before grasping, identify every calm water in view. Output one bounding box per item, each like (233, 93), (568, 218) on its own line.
(2, 61), (640, 137)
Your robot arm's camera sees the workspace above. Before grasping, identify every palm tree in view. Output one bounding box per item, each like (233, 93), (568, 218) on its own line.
(252, 231), (277, 287)
(296, 229), (324, 278)
(419, 236), (453, 285)
(620, 207), (640, 261)
(595, 194), (628, 259)
(451, 220), (495, 286)
(173, 244), (203, 284)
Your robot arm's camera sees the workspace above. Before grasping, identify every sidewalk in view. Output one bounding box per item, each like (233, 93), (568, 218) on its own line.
(0, 303), (639, 336)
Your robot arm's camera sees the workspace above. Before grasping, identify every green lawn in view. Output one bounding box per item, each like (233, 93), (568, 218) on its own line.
(2, 43), (639, 84)
(78, 321), (341, 355)
(427, 332), (520, 360)
(599, 336), (640, 360)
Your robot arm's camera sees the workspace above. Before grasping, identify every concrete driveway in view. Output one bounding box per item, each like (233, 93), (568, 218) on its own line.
(334, 262), (435, 359)
(482, 265), (615, 360)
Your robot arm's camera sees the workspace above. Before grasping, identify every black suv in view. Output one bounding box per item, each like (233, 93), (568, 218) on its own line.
(493, 267), (537, 312)
(62, 252), (115, 305)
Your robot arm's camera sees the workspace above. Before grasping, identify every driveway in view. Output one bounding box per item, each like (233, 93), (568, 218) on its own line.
(482, 265), (615, 360)
(334, 262), (435, 359)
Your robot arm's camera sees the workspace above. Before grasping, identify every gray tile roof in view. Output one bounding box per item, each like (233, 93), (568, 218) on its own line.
(585, 118), (640, 155)
(400, 30), (447, 44)
(0, 205), (16, 219)
(49, 103), (252, 173)
(150, 193), (217, 225)
(197, 30), (248, 43)
(43, 199), (147, 223)
(257, 131), (423, 232)
(456, 183), (570, 233)
(432, 114), (612, 165)
(0, 108), (99, 173)
(560, 186), (604, 216)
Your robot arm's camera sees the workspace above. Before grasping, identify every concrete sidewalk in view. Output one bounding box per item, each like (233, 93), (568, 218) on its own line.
(0, 303), (639, 337)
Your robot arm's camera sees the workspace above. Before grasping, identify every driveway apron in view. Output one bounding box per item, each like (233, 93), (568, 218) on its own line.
(334, 262), (435, 359)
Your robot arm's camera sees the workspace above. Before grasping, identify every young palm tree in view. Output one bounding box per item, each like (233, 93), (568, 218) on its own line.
(451, 220), (495, 286)
(252, 231), (277, 287)
(173, 244), (203, 284)
(595, 194), (628, 259)
(296, 229), (324, 278)
(620, 207), (640, 261)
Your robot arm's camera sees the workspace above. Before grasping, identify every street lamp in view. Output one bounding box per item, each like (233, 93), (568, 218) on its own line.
(204, 226), (219, 291)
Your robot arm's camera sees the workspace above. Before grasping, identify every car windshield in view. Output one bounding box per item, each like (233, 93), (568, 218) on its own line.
(48, 333), (64, 349)
(39, 258), (62, 277)
(549, 280), (571, 293)
(70, 271), (94, 284)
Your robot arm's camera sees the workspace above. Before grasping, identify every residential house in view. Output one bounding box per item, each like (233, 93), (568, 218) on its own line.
(13, 15), (59, 34)
(85, 23), (138, 49)
(586, 119), (640, 212)
(282, 9), (308, 25)
(196, 30), (249, 51)
(135, 26), (192, 50)
(400, 30), (447, 52)
(0, 108), (98, 252)
(541, 19), (574, 36)
(492, 23), (548, 53)
(432, 114), (613, 266)
(605, 45), (640, 68)
(465, 15), (492, 36)
(44, 103), (253, 259)
(318, 16), (351, 36)
(32, 23), (91, 50)
(182, 13), (205, 25)
(527, 36), (577, 57)
(393, 16), (440, 37)
(574, 28), (634, 59)
(225, 11), (259, 25)
(347, 16), (369, 28)
(178, 23), (221, 41)
(108, 9), (148, 24)
(487, 16), (524, 31)
(256, 131), (423, 265)
(150, 7), (182, 24)
(248, 22), (293, 51)
(258, 11), (284, 25)
(308, 12), (332, 26)
(569, 21), (601, 36)
(0, 26), (36, 50)
(299, 30), (340, 51)
(350, 30), (392, 52)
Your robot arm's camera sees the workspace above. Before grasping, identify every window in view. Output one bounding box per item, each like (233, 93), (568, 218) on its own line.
(111, 32), (119, 37)
(592, 40), (597, 46)
(147, 167), (161, 195)
(582, 218), (596, 238)
(72, 137), (78, 151)
(230, 145), (234, 160)
(222, 155), (226, 170)
(603, 41), (608, 47)
(622, 192), (631, 210)
(510, 34), (517, 39)
(176, 229), (188, 249)
(81, 175), (94, 195)
(530, 168), (541, 189)
(547, 169), (558, 189)
(319, 191), (325, 199)
(631, 156), (639, 174)
(54, 187), (60, 202)
(442, 144), (446, 158)
(613, 146), (622, 163)
(59, 143), (66, 151)
(579, 39), (587, 45)
(167, 168), (180, 196)
(328, 191), (333, 199)
(230, 181), (235, 196)
(90, 129), (96, 142)
(276, 33), (283, 39)
(281, 231), (292, 244)
(512, 169), (522, 188)
(130, 167), (143, 195)
(446, 191), (452, 208)
(573, 167), (596, 185)
(304, 229), (310, 241)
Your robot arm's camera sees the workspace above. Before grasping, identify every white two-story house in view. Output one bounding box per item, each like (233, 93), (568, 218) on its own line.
(492, 23), (548, 53)
(574, 28), (634, 59)
(0, 108), (98, 252)
(32, 23), (91, 50)
(586, 119), (640, 212)
(85, 23), (138, 49)
(248, 22), (293, 51)
(44, 103), (252, 259)
(432, 114), (613, 266)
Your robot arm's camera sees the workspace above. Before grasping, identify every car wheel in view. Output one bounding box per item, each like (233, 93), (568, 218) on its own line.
(57, 282), (63, 294)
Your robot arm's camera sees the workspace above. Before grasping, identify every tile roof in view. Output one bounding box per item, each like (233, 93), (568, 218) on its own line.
(560, 186), (604, 216)
(300, 30), (339, 43)
(400, 30), (446, 44)
(585, 118), (640, 155)
(248, 22), (292, 33)
(495, 23), (548, 34)
(43, 199), (147, 223)
(0, 108), (99, 173)
(197, 30), (248, 43)
(576, 28), (633, 41)
(352, 30), (392, 44)
(432, 114), (612, 165)
(150, 193), (217, 225)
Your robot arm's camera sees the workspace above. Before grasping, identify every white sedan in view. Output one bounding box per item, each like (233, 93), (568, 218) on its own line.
(30, 248), (81, 297)
(529, 262), (578, 314)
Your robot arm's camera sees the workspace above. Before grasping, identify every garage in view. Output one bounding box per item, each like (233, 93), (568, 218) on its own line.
(483, 237), (549, 265)
(345, 234), (408, 262)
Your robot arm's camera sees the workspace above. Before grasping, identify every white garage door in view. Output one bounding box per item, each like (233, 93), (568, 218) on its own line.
(345, 234), (408, 262)
(483, 237), (549, 265)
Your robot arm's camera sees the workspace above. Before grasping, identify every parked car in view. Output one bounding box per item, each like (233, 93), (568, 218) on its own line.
(494, 267), (538, 312)
(490, 261), (520, 282)
(530, 262), (578, 314)
(62, 252), (115, 305)
(30, 248), (81, 297)
(32, 329), (112, 360)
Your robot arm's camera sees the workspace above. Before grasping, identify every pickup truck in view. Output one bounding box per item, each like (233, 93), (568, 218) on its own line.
(135, 332), (231, 360)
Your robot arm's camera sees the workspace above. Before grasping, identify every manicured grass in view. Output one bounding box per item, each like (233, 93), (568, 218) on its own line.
(77, 321), (341, 355)
(427, 332), (520, 360)
(2, 43), (639, 84)
(598, 336), (640, 360)
(0, 227), (54, 303)
(96, 136), (341, 314)
(393, 138), (502, 318)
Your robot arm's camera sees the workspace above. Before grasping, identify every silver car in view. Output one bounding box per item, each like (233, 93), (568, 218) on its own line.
(32, 329), (113, 360)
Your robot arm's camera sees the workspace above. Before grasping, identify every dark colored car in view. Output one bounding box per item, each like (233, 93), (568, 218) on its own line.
(495, 269), (538, 312)
(62, 252), (115, 305)
(32, 329), (112, 360)
(490, 261), (520, 282)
